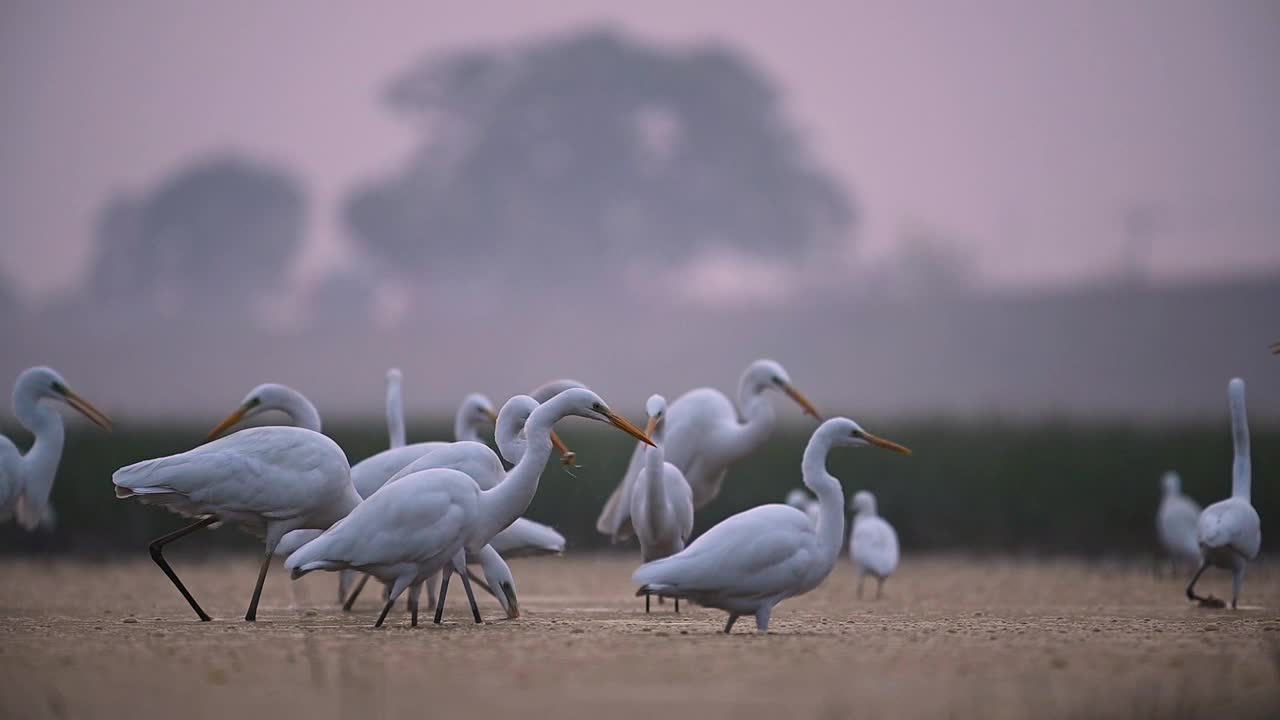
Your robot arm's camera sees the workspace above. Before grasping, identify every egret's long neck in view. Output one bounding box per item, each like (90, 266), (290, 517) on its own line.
(14, 396), (64, 517)
(641, 443), (670, 523)
(801, 432), (845, 563)
(495, 406), (532, 465)
(454, 412), (482, 444)
(280, 394), (322, 434)
(722, 389), (776, 462)
(386, 379), (406, 448)
(1230, 385), (1251, 502)
(476, 402), (557, 543)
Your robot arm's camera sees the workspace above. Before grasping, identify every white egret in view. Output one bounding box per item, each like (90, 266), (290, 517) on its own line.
(1156, 471), (1201, 572)
(1186, 378), (1262, 609)
(113, 424), (359, 622)
(784, 488), (820, 525)
(630, 394), (693, 613)
(1, 367), (112, 530)
(290, 389), (653, 626)
(385, 368), (407, 449)
(848, 490), (899, 600)
(597, 359), (821, 540)
(633, 417), (910, 633)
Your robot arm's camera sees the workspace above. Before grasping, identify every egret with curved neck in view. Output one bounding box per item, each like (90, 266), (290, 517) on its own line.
(1, 367), (111, 530)
(597, 359), (821, 540)
(631, 394), (693, 612)
(633, 417), (909, 633)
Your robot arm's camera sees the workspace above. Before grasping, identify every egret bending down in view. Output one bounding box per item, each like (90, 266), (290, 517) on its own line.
(633, 417), (910, 633)
(848, 490), (899, 600)
(1, 367), (111, 530)
(598, 360), (821, 541)
(1186, 378), (1261, 609)
(630, 394), (693, 612)
(1156, 471), (1201, 572)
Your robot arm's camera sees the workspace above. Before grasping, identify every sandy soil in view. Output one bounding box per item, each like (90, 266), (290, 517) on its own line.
(1, 553), (1277, 719)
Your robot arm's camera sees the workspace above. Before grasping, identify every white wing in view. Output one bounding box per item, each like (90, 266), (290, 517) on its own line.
(350, 442), (450, 498)
(1197, 498), (1261, 560)
(489, 517), (566, 557)
(850, 515), (899, 578)
(382, 441), (504, 491)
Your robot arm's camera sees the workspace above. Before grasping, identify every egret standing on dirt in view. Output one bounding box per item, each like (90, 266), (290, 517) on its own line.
(1156, 471), (1201, 572)
(289, 389), (654, 627)
(1, 367), (112, 530)
(849, 490), (899, 600)
(1185, 378), (1262, 610)
(598, 360), (821, 540)
(633, 417), (910, 634)
(631, 394), (693, 613)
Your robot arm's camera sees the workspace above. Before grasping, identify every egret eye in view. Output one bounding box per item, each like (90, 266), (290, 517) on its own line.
(593, 403), (603, 411)
(50, 380), (68, 395)
(850, 429), (862, 438)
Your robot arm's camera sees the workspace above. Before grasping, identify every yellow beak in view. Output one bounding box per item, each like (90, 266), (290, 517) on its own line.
(206, 404), (252, 442)
(604, 409), (656, 447)
(61, 388), (113, 430)
(864, 432), (912, 456)
(782, 383), (822, 420)
(645, 416), (660, 439)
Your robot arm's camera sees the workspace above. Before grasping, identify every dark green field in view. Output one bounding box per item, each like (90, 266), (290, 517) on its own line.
(2, 417), (1275, 555)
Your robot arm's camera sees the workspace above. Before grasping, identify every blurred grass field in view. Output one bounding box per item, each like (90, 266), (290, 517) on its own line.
(1, 417), (1275, 555)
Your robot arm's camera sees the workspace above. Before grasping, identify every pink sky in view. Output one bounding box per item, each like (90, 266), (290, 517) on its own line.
(2, 0), (1278, 304)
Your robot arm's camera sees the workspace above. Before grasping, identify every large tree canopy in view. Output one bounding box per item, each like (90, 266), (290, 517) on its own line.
(346, 28), (853, 282)
(88, 156), (305, 315)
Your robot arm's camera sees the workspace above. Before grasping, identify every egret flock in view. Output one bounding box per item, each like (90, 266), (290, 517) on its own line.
(0, 358), (1269, 632)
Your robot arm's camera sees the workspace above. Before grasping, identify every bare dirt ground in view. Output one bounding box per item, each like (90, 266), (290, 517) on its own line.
(1, 553), (1277, 719)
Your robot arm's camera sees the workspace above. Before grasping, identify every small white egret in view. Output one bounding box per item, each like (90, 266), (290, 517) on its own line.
(630, 394), (693, 613)
(784, 488), (820, 525)
(290, 389), (653, 626)
(1156, 471), (1202, 572)
(848, 490), (899, 600)
(113, 422), (359, 621)
(1, 367), (112, 530)
(633, 417), (910, 633)
(1186, 378), (1262, 609)
(598, 360), (820, 540)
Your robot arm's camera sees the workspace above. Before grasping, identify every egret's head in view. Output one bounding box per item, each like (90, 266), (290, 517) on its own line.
(207, 383), (298, 440)
(821, 417), (911, 455)
(547, 388), (655, 447)
(15, 366), (112, 429)
(743, 359), (821, 420)
(644, 394), (667, 439)
(460, 393), (499, 427)
(1160, 471), (1181, 495)
(850, 490), (877, 514)
(478, 549), (520, 619)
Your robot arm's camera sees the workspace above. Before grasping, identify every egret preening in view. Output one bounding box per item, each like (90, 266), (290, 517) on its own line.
(848, 491), (899, 600)
(630, 394), (693, 613)
(113, 424), (360, 621)
(290, 389), (653, 627)
(1156, 471), (1202, 572)
(1186, 378), (1262, 609)
(598, 360), (822, 541)
(784, 488), (820, 525)
(633, 417), (910, 634)
(1, 367), (111, 530)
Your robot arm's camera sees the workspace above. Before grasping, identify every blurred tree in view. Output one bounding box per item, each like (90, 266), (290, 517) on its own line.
(346, 28), (853, 287)
(86, 156), (305, 319)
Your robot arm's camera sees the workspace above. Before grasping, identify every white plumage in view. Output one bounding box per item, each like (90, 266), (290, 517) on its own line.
(1186, 378), (1262, 609)
(1155, 471), (1202, 568)
(848, 490), (899, 599)
(784, 488), (820, 525)
(598, 360), (820, 541)
(630, 395), (694, 613)
(633, 417), (910, 633)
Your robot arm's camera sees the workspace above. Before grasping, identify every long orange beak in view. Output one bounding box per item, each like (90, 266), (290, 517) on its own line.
(550, 431), (577, 467)
(604, 409), (656, 447)
(1271, 341), (1280, 356)
(61, 389), (112, 430)
(206, 404), (252, 442)
(782, 384), (822, 420)
(864, 432), (912, 456)
(645, 416), (660, 439)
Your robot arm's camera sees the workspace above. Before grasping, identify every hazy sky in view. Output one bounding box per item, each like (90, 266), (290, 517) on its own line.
(3, 0), (1278, 304)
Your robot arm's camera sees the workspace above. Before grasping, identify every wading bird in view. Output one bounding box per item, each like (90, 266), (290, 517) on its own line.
(289, 389), (653, 627)
(1, 367), (111, 530)
(1186, 378), (1262, 610)
(1156, 471), (1202, 573)
(631, 394), (693, 612)
(848, 490), (899, 599)
(633, 417), (910, 633)
(113, 423), (359, 622)
(597, 360), (821, 541)
(785, 488), (820, 524)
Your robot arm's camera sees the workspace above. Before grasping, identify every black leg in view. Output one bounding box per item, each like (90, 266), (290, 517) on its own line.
(645, 593), (651, 613)
(342, 574), (371, 612)
(409, 589), (419, 627)
(374, 596), (395, 628)
(148, 516), (218, 621)
(724, 613), (739, 634)
(433, 570), (453, 625)
(1185, 561), (1221, 606)
(458, 569), (483, 624)
(244, 546), (274, 622)
(465, 569), (495, 598)
(674, 597), (679, 613)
